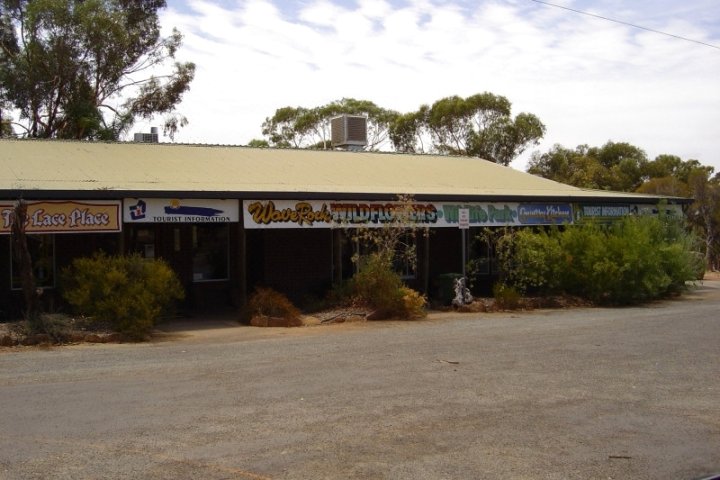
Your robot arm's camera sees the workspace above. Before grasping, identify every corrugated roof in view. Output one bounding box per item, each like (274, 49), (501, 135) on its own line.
(0, 140), (689, 203)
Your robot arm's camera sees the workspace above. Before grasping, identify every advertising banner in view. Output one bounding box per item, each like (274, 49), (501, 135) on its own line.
(243, 200), (574, 229)
(0, 201), (121, 234)
(124, 198), (239, 223)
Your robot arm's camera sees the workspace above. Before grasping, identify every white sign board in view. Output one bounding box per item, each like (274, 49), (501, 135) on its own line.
(458, 208), (470, 229)
(124, 198), (239, 223)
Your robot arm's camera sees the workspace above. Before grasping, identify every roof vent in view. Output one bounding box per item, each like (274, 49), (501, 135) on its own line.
(133, 127), (159, 143)
(331, 115), (367, 150)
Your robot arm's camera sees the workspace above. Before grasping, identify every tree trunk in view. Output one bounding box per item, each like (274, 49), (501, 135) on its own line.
(11, 200), (42, 330)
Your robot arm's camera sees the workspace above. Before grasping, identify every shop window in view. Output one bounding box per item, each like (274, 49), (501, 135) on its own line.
(393, 231), (417, 279)
(192, 224), (229, 282)
(470, 234), (491, 275)
(131, 228), (156, 259)
(352, 230), (417, 279)
(469, 230), (501, 276)
(10, 235), (55, 289)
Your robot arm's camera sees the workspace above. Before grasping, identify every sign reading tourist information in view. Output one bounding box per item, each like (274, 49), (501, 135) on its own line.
(243, 200), (574, 229)
(123, 199), (239, 223)
(0, 201), (121, 234)
(577, 203), (683, 222)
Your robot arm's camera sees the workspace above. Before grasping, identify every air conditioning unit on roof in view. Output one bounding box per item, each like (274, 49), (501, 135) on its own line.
(331, 115), (367, 150)
(133, 127), (159, 143)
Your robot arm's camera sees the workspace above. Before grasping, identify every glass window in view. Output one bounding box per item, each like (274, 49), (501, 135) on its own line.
(470, 233), (491, 275)
(192, 224), (229, 282)
(352, 229), (417, 279)
(130, 227), (155, 259)
(11, 235), (55, 289)
(393, 231), (417, 279)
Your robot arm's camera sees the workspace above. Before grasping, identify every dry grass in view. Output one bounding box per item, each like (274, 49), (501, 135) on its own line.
(703, 270), (720, 281)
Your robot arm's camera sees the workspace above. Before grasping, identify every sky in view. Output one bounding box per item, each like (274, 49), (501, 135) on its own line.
(141, 0), (720, 172)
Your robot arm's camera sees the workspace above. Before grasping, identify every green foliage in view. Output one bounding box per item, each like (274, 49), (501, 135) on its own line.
(247, 138), (270, 148)
(350, 195), (423, 276)
(387, 106), (430, 154)
(341, 194), (427, 319)
(527, 142), (648, 191)
(241, 287), (301, 325)
(495, 227), (564, 294)
(387, 92), (545, 164)
(349, 253), (426, 319)
(0, 0), (195, 139)
(262, 92), (545, 165)
(261, 98), (397, 150)
(61, 253), (184, 339)
(529, 142), (719, 270)
(494, 215), (700, 305)
(492, 283), (521, 309)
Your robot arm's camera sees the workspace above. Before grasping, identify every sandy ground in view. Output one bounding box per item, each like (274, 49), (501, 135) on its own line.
(1, 281), (719, 480)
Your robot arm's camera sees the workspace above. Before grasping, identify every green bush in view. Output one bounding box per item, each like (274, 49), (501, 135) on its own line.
(61, 253), (184, 339)
(492, 283), (521, 309)
(495, 215), (699, 305)
(349, 253), (426, 319)
(496, 228), (564, 294)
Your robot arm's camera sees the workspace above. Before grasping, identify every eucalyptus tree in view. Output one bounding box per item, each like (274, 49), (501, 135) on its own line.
(528, 141), (649, 191)
(261, 98), (398, 150)
(0, 0), (195, 139)
(387, 106), (430, 154)
(527, 144), (612, 189)
(391, 92), (545, 165)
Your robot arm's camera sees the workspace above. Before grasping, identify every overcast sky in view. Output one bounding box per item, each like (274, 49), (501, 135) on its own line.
(146, 0), (720, 172)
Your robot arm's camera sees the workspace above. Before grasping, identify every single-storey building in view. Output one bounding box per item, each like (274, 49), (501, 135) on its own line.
(0, 139), (689, 318)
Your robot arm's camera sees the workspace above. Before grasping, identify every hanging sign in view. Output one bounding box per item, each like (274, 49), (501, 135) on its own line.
(0, 201), (121, 234)
(123, 198), (239, 223)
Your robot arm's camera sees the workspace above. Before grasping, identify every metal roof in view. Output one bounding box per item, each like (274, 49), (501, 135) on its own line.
(0, 140), (689, 203)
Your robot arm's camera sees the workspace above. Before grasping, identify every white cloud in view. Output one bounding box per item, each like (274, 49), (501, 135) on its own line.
(141, 0), (720, 172)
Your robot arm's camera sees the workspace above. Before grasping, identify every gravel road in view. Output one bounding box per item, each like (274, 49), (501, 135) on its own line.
(1, 281), (719, 480)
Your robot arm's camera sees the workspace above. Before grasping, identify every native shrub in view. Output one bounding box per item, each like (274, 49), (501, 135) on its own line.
(61, 253), (184, 339)
(495, 214), (699, 304)
(349, 253), (426, 319)
(495, 227), (563, 294)
(241, 287), (302, 326)
(492, 282), (522, 309)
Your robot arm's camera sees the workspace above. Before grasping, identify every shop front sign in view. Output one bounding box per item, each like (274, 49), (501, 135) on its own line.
(243, 200), (574, 229)
(0, 201), (121, 234)
(123, 198), (239, 223)
(517, 204), (574, 225)
(576, 203), (683, 222)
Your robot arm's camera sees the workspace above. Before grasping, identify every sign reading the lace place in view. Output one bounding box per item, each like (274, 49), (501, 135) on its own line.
(0, 201), (121, 234)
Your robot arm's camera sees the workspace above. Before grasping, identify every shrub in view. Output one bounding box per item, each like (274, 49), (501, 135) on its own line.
(495, 214), (700, 305)
(492, 283), (521, 309)
(349, 253), (426, 319)
(495, 227), (564, 294)
(399, 286), (428, 319)
(241, 287), (302, 326)
(61, 253), (184, 339)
